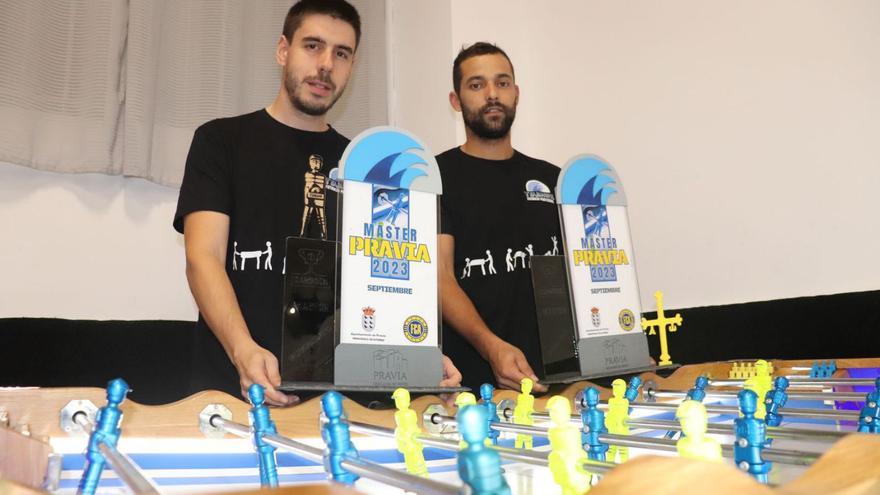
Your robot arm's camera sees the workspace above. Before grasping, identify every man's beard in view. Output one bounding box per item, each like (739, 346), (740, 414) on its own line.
(461, 101), (516, 140)
(284, 68), (345, 117)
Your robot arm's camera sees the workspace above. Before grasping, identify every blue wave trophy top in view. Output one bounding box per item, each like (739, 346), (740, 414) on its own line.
(334, 127), (444, 388)
(555, 154), (652, 377)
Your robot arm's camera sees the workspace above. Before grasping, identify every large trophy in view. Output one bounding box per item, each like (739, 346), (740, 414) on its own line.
(281, 127), (451, 392)
(533, 154), (654, 382)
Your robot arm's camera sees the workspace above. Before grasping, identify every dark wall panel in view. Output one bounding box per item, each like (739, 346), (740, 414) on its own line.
(1, 290), (877, 404)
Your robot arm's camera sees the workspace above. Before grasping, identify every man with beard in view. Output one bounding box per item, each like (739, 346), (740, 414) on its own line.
(174, 0), (460, 405)
(439, 42), (561, 392)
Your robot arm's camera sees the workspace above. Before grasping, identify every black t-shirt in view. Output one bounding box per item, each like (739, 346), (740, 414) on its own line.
(438, 147), (562, 390)
(173, 109), (348, 396)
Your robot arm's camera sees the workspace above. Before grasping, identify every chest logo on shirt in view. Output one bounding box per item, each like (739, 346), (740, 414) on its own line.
(300, 154), (328, 239)
(524, 180), (555, 203)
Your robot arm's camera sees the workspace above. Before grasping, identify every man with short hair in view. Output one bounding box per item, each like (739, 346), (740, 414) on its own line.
(175, 0), (460, 405)
(439, 42), (560, 392)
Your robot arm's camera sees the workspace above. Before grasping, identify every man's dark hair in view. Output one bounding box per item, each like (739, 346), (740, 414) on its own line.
(452, 42), (515, 95)
(283, 0), (361, 49)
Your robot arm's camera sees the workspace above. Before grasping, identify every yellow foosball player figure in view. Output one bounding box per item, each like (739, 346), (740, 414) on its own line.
(676, 400), (723, 462)
(514, 378), (536, 449)
(745, 360), (773, 419)
(391, 388), (428, 477)
(605, 379), (630, 463)
(456, 392), (477, 407)
(547, 396), (592, 495)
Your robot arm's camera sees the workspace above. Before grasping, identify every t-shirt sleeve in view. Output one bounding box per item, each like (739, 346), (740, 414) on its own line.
(173, 123), (233, 233)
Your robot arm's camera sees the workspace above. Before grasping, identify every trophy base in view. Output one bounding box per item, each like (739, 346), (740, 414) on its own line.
(278, 382), (468, 394)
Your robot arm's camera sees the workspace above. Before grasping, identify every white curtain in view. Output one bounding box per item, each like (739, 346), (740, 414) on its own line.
(0, 0), (387, 187)
(0, 1), (127, 175)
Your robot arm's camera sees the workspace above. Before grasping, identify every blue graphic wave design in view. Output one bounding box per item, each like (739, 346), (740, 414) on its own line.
(560, 157), (618, 205)
(344, 131), (429, 188)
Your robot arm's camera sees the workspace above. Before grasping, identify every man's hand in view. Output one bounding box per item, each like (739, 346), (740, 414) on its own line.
(439, 354), (462, 388)
(232, 341), (297, 406)
(437, 234), (546, 394)
(485, 339), (547, 392)
(184, 211), (298, 406)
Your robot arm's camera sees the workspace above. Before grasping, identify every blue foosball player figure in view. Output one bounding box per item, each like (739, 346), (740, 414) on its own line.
(78, 378), (129, 495)
(857, 377), (880, 434)
(457, 404), (512, 495)
(810, 360), (837, 378)
(687, 375), (710, 403)
(624, 376), (642, 403)
(580, 387), (609, 461)
(764, 377), (790, 428)
(734, 389), (772, 484)
(480, 383), (501, 445)
(321, 391), (360, 485)
(248, 384), (279, 487)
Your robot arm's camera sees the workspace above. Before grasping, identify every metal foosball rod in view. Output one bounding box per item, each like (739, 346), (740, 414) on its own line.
(788, 363), (837, 374)
(209, 415), (461, 495)
(71, 410), (160, 495)
(621, 417), (847, 441)
(502, 399), (860, 423)
(640, 400), (858, 421)
(498, 406), (850, 440)
(345, 418), (617, 475)
(708, 377), (878, 388)
(499, 420), (820, 466)
(70, 379), (161, 495)
(647, 389), (866, 402)
(426, 412), (821, 467)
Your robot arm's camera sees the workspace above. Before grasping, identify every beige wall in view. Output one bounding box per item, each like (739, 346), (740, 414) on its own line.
(0, 162), (195, 319)
(2, 1), (878, 319)
(393, 0), (880, 310)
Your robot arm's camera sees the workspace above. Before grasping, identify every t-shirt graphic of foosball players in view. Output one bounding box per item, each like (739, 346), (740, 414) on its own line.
(300, 154), (328, 239)
(604, 379), (630, 463)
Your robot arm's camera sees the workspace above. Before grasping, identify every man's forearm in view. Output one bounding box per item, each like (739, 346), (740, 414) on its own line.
(185, 255), (255, 360)
(439, 273), (503, 359)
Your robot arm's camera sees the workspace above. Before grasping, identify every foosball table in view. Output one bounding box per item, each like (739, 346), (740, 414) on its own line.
(2, 358), (879, 495)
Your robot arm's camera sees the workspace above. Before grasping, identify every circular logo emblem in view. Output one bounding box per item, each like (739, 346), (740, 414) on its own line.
(403, 316), (428, 343)
(618, 309), (636, 331)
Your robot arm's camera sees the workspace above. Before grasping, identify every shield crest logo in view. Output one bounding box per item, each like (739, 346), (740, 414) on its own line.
(361, 307), (376, 331)
(591, 307), (601, 327)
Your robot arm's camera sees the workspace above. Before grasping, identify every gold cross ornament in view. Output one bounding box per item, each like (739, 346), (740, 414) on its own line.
(640, 291), (683, 366)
